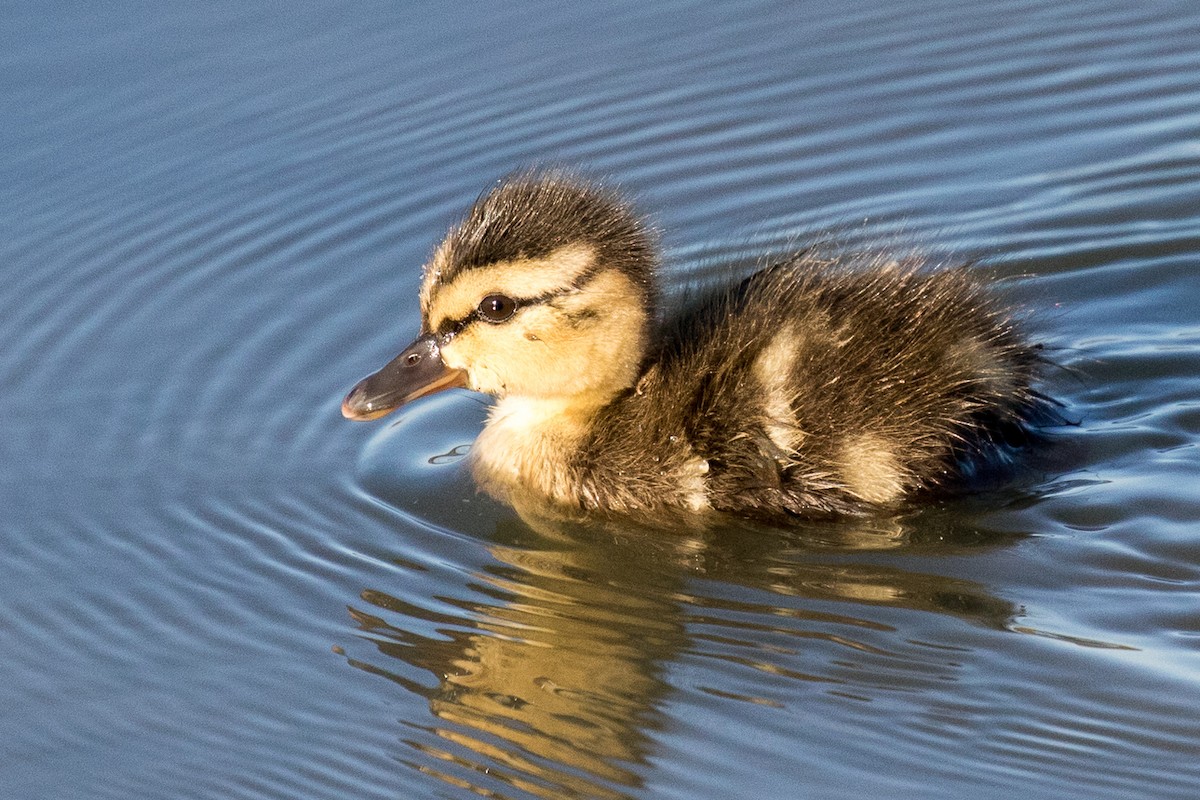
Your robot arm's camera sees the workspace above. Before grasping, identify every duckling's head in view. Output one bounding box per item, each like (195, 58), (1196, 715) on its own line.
(343, 174), (657, 420)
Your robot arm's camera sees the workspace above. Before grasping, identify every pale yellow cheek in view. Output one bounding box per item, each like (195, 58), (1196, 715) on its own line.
(435, 268), (648, 407)
(442, 314), (561, 397)
(552, 270), (647, 389)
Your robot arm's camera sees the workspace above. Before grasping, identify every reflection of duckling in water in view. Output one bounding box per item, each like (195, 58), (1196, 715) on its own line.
(343, 172), (1052, 518)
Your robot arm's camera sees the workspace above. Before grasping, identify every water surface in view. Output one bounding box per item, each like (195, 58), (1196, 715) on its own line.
(3, 1), (1200, 798)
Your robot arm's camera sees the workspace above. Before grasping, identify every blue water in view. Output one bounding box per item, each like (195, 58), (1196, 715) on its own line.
(3, 2), (1200, 798)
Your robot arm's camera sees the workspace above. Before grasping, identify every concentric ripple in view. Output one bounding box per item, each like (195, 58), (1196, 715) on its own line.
(3, 0), (1200, 798)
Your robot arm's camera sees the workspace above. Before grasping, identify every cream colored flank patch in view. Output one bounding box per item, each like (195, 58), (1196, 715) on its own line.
(426, 244), (596, 331)
(678, 456), (710, 511)
(839, 433), (906, 504)
(753, 326), (802, 454)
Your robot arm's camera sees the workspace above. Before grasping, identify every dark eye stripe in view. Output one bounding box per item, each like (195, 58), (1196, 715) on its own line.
(431, 265), (610, 339)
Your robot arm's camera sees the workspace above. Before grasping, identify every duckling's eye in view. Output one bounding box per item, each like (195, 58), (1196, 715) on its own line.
(478, 294), (517, 323)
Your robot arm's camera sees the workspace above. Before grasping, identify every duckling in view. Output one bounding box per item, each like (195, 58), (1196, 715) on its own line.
(343, 172), (1049, 519)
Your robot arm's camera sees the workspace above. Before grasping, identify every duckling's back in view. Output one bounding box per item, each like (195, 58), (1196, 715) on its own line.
(578, 254), (1047, 518)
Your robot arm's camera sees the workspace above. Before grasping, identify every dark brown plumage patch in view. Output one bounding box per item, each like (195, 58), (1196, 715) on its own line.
(576, 255), (1051, 519)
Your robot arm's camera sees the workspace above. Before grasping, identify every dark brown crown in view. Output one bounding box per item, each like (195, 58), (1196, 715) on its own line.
(439, 172), (658, 303)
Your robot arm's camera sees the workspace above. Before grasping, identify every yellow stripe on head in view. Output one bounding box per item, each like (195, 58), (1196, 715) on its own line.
(425, 244), (596, 333)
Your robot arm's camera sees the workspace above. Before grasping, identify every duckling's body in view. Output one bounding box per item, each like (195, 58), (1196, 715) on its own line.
(344, 173), (1048, 519)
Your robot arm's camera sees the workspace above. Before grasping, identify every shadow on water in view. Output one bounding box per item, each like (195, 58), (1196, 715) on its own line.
(341, 476), (1029, 799)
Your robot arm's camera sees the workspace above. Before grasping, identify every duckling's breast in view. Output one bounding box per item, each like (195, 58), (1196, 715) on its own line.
(471, 395), (587, 505)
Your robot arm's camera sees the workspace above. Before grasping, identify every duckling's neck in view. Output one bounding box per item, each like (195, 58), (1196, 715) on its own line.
(471, 392), (613, 504)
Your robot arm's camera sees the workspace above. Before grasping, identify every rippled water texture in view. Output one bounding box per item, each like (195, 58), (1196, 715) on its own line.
(3, 1), (1200, 798)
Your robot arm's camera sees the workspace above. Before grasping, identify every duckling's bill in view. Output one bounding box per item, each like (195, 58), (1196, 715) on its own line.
(341, 333), (468, 421)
